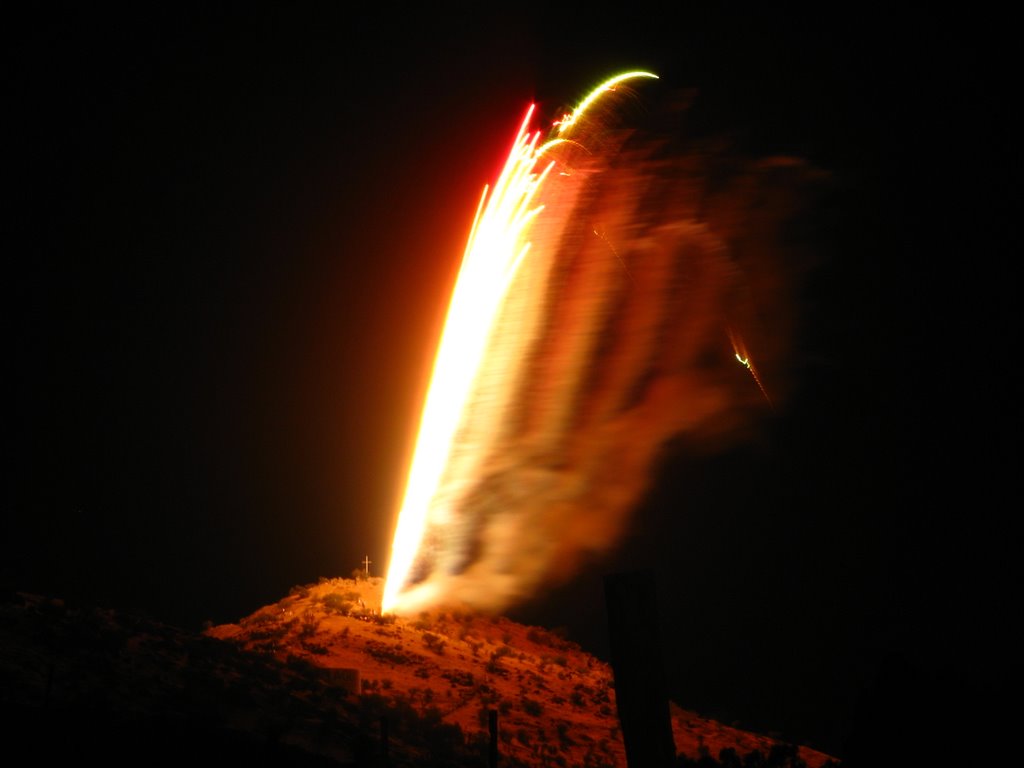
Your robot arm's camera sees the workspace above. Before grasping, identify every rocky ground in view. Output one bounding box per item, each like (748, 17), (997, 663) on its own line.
(1, 582), (838, 766)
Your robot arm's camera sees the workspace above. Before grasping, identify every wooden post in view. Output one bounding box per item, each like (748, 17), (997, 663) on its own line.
(604, 569), (676, 768)
(488, 708), (499, 768)
(380, 714), (390, 766)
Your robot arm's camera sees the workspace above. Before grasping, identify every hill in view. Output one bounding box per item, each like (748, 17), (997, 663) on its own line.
(1, 583), (838, 766)
(207, 577), (836, 767)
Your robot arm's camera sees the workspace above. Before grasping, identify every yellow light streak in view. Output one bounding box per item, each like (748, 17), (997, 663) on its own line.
(554, 71), (659, 135)
(730, 329), (773, 409)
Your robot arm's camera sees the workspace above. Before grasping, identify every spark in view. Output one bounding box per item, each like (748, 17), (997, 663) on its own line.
(382, 72), (658, 614)
(593, 227), (635, 285)
(730, 329), (773, 409)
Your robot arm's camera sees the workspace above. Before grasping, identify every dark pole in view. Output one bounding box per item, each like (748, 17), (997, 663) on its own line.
(44, 663), (53, 708)
(604, 569), (677, 768)
(488, 708), (499, 768)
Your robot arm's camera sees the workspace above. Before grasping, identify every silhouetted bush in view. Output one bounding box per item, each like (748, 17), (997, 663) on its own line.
(422, 631), (447, 655)
(364, 640), (424, 666)
(521, 696), (543, 716)
(299, 608), (319, 636)
(676, 745), (816, 768)
(440, 669), (475, 688)
(321, 592), (355, 615)
(719, 747), (742, 768)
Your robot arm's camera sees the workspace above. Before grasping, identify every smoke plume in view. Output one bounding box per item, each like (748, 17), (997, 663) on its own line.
(390, 87), (823, 614)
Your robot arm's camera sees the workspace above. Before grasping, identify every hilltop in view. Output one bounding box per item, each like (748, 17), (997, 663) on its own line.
(1, 582), (838, 766)
(208, 576), (837, 767)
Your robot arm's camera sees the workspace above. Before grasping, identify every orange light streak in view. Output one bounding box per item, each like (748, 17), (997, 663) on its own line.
(382, 72), (657, 614)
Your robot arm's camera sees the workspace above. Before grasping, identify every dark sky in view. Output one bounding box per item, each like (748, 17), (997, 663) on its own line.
(6, 6), (1016, 758)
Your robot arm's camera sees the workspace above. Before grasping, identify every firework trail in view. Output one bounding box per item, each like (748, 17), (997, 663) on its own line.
(383, 74), (820, 615)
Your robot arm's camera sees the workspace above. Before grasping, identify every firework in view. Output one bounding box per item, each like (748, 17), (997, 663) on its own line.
(382, 71), (811, 615)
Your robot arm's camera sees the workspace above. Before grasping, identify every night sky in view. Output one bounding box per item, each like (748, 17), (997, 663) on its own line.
(6, 6), (1016, 758)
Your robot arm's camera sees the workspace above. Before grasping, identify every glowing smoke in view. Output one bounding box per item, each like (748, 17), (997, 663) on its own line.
(383, 75), (821, 615)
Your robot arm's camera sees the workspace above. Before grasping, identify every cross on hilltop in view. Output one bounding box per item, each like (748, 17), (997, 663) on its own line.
(362, 555), (371, 575)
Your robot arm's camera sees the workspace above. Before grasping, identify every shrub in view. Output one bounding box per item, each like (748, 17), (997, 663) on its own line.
(765, 744), (805, 768)
(286, 654), (318, 676)
(249, 625), (288, 642)
(521, 696), (544, 717)
(557, 722), (576, 746)
(412, 611), (434, 630)
(422, 631), (447, 655)
(719, 747), (742, 768)
(300, 609), (319, 636)
(322, 593), (355, 615)
(486, 658), (508, 677)
(441, 670), (475, 688)
(247, 610), (278, 627)
(364, 640), (424, 666)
